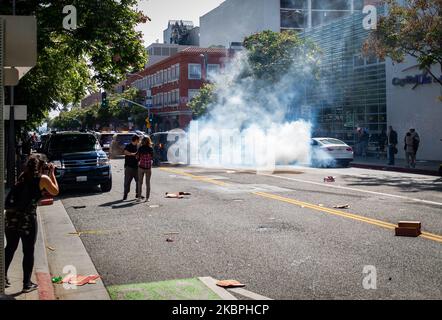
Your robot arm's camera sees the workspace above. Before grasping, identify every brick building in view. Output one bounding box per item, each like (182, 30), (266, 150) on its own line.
(127, 47), (228, 132)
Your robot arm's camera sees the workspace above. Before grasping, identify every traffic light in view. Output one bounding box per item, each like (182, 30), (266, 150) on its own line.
(101, 91), (108, 108)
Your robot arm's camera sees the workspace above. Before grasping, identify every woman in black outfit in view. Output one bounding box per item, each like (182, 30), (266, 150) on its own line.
(4, 154), (59, 293)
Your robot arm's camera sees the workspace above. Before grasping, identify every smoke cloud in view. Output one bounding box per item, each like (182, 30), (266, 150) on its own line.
(169, 45), (334, 170)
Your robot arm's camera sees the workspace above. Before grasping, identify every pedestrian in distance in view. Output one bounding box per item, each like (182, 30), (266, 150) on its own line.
(387, 126), (398, 165)
(404, 132), (416, 168)
(378, 129), (388, 159)
(4, 154), (59, 293)
(123, 135), (141, 201)
(410, 128), (420, 163)
(136, 136), (154, 202)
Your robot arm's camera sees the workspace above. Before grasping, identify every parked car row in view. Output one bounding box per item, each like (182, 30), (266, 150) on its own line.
(37, 131), (112, 192)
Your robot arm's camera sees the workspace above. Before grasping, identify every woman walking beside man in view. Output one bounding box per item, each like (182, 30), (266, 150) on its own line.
(137, 136), (154, 202)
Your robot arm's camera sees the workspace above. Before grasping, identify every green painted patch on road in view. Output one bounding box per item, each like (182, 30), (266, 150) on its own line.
(107, 278), (221, 300)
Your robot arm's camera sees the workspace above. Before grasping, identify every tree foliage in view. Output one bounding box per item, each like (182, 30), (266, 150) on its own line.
(363, 0), (442, 86)
(189, 30), (320, 118)
(49, 88), (149, 131)
(187, 83), (216, 119)
(1, 0), (148, 129)
(243, 30), (320, 82)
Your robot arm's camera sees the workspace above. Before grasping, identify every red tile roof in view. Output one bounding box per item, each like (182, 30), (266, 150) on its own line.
(181, 47), (228, 54)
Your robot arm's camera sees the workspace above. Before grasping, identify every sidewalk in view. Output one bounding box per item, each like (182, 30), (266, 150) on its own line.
(351, 156), (441, 176)
(4, 207), (54, 300)
(4, 200), (109, 300)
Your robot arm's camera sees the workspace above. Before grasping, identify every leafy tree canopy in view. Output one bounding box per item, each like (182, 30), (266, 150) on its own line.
(50, 87), (149, 131)
(243, 30), (320, 83)
(1, 0), (148, 129)
(363, 0), (442, 86)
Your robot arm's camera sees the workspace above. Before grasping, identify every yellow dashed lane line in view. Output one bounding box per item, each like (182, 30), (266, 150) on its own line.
(160, 167), (442, 244)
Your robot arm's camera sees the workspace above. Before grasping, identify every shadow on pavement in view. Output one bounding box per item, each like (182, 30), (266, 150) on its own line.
(58, 186), (103, 199)
(342, 175), (442, 193)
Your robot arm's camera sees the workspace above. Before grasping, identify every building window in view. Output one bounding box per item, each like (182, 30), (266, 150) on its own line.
(281, 9), (305, 29)
(311, 0), (351, 10)
(188, 63), (202, 80)
(207, 64), (220, 80)
(176, 64), (180, 80)
(188, 89), (200, 101)
(280, 0), (306, 9)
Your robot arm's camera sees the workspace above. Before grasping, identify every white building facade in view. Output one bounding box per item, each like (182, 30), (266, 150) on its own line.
(199, 0), (367, 48)
(386, 56), (442, 161)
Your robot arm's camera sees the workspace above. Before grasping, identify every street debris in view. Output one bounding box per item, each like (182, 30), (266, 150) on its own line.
(73, 205), (86, 209)
(333, 204), (350, 209)
(149, 204), (160, 208)
(323, 176), (335, 182)
(39, 198), (54, 206)
(165, 193), (184, 199)
(51, 276), (63, 284)
(46, 246), (56, 251)
(61, 274), (101, 286)
(318, 204), (324, 207)
(165, 191), (191, 198)
(164, 232), (180, 235)
(216, 280), (246, 288)
(166, 238), (174, 242)
(395, 221), (421, 237)
(68, 230), (107, 236)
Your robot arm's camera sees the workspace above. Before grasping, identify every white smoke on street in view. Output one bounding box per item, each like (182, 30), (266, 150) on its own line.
(169, 47), (334, 170)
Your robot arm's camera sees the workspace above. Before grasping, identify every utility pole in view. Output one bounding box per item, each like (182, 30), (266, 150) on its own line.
(7, 0), (16, 188)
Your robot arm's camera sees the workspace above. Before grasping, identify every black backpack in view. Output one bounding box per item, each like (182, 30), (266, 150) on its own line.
(5, 179), (38, 213)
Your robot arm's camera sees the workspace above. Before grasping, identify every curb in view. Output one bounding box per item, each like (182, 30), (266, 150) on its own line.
(350, 162), (440, 177)
(38, 200), (110, 300)
(35, 208), (56, 300)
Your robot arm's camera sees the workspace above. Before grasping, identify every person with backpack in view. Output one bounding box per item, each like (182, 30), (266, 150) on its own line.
(4, 154), (59, 293)
(136, 136), (154, 202)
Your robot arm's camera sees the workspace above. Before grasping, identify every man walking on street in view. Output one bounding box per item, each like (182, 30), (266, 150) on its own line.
(387, 126), (398, 165)
(123, 135), (140, 201)
(410, 128), (420, 164)
(404, 128), (420, 168)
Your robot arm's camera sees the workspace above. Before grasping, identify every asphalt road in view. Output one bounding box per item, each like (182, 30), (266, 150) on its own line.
(60, 159), (442, 299)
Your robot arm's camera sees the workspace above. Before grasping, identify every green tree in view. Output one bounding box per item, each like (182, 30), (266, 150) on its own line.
(243, 30), (320, 82)
(50, 87), (149, 131)
(187, 83), (216, 118)
(363, 0), (442, 87)
(189, 30), (320, 118)
(1, 0), (148, 129)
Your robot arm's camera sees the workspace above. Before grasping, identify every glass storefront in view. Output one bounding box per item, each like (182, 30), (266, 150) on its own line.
(301, 10), (387, 153)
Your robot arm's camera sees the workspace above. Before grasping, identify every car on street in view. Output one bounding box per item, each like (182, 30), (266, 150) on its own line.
(311, 137), (354, 167)
(109, 132), (142, 159)
(36, 133), (50, 153)
(41, 131), (112, 192)
(151, 131), (188, 165)
(99, 132), (115, 153)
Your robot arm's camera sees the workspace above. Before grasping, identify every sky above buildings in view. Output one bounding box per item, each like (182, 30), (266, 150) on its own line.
(136, 0), (225, 46)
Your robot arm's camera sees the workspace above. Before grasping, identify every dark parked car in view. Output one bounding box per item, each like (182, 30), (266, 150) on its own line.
(42, 131), (112, 192)
(109, 132), (142, 159)
(151, 131), (187, 165)
(99, 133), (114, 153)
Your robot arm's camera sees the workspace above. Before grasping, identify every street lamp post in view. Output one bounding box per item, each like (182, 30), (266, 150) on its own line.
(200, 53), (208, 81)
(127, 73), (151, 133)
